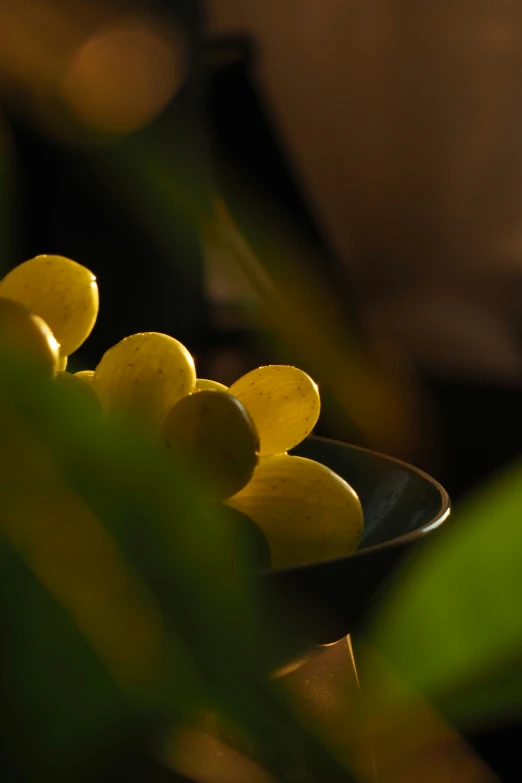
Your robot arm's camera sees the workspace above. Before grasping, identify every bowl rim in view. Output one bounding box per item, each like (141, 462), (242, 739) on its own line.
(260, 436), (451, 575)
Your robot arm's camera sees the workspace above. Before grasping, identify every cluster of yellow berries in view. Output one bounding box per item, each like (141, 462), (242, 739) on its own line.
(0, 255), (363, 568)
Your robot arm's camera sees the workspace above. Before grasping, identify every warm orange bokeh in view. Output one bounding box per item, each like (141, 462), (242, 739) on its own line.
(0, 2), (186, 138)
(62, 17), (185, 134)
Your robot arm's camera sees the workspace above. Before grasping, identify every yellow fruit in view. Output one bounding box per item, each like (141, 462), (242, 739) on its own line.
(74, 370), (95, 384)
(194, 378), (228, 392)
(54, 370), (100, 411)
(227, 454), (363, 568)
(0, 254), (99, 356)
(92, 332), (196, 428)
(0, 297), (60, 377)
(229, 365), (320, 456)
(58, 355), (68, 371)
(162, 390), (259, 500)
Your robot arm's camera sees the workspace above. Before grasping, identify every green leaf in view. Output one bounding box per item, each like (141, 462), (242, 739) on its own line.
(365, 461), (522, 729)
(0, 349), (354, 782)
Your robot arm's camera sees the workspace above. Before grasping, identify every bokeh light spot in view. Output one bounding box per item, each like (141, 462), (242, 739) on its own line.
(62, 16), (186, 135)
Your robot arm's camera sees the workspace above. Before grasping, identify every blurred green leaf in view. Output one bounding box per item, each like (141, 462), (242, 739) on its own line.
(0, 350), (355, 782)
(365, 462), (522, 730)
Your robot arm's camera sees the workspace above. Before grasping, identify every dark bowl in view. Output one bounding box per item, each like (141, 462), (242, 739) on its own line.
(257, 436), (450, 649)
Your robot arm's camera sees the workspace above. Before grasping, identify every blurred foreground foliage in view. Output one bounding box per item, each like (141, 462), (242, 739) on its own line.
(0, 350), (353, 782)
